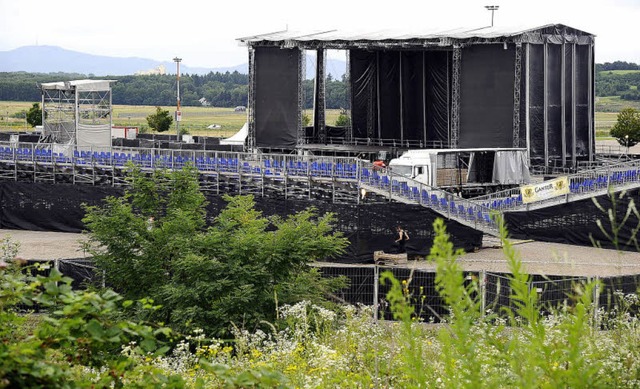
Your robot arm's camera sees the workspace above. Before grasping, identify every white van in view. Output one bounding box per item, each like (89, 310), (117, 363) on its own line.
(388, 148), (530, 194)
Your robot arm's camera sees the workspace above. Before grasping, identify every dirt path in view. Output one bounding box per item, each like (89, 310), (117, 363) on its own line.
(0, 229), (89, 260)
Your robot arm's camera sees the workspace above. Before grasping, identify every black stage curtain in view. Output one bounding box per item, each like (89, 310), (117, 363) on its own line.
(575, 45), (591, 157)
(350, 49), (451, 146)
(459, 44), (515, 148)
(401, 51), (425, 141)
(425, 51), (451, 145)
(254, 46), (300, 148)
(350, 49), (378, 140)
(529, 44), (545, 164)
(547, 44), (563, 161)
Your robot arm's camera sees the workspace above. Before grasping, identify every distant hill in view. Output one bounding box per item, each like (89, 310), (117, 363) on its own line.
(0, 45), (246, 76)
(0, 45), (346, 78)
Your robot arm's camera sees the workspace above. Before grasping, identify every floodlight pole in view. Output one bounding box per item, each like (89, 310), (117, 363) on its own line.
(173, 57), (182, 142)
(625, 134), (630, 155)
(485, 5), (499, 27)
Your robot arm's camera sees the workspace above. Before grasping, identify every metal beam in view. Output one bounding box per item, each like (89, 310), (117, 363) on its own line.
(513, 43), (522, 148)
(525, 44), (531, 164)
(571, 44), (577, 167)
(247, 48), (256, 151)
(297, 49), (305, 147)
(543, 42), (548, 171)
(451, 46), (461, 148)
(313, 49), (327, 143)
(561, 42), (566, 166)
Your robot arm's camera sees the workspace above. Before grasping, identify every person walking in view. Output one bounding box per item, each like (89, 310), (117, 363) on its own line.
(394, 225), (409, 254)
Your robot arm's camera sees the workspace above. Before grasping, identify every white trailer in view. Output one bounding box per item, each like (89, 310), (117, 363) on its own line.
(388, 148), (531, 196)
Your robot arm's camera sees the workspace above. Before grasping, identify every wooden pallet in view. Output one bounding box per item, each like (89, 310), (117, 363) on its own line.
(374, 250), (408, 265)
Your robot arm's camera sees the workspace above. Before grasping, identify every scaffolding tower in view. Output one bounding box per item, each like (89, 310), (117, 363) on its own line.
(39, 80), (116, 152)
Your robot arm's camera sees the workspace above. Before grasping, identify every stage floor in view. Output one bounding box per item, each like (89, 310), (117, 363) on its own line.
(2, 229), (639, 277)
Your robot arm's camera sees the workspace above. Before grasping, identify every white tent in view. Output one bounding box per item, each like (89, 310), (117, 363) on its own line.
(220, 122), (248, 146)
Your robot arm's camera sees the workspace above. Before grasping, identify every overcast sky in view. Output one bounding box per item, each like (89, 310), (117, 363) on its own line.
(1, 0), (638, 68)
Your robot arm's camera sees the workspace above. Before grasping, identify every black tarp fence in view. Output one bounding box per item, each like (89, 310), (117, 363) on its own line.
(0, 181), (482, 263)
(254, 46), (300, 148)
(504, 189), (640, 251)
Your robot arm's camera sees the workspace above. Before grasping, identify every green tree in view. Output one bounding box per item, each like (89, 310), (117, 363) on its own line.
(0, 246), (176, 387)
(83, 165), (348, 336)
(25, 103), (42, 127)
(335, 109), (350, 127)
(610, 107), (640, 148)
(146, 106), (173, 132)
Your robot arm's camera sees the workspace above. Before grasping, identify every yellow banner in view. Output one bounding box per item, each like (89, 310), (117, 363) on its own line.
(520, 176), (570, 204)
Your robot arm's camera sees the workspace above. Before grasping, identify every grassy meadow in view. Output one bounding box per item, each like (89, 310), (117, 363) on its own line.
(0, 102), (343, 137)
(0, 99), (635, 140)
(598, 69), (640, 75)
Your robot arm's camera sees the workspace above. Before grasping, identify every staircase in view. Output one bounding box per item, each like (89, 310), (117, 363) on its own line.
(357, 159), (640, 237)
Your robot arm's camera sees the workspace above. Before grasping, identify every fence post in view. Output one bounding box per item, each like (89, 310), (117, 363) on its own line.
(592, 276), (600, 329)
(480, 270), (486, 316)
(54, 258), (59, 272)
(373, 264), (379, 322)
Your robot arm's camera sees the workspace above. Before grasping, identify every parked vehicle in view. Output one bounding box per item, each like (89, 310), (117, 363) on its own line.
(388, 148), (531, 196)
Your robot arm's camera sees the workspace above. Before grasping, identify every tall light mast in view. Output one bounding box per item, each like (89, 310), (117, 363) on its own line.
(484, 5), (499, 27)
(173, 57), (182, 141)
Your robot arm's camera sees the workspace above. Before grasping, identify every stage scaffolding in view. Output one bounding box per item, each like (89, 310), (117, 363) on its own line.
(238, 24), (595, 170)
(39, 80), (116, 152)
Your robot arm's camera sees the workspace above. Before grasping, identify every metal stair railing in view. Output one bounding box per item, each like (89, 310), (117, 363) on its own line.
(468, 159), (640, 213)
(358, 164), (500, 236)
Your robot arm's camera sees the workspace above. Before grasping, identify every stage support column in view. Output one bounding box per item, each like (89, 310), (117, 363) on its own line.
(314, 49), (327, 143)
(513, 42), (522, 148)
(571, 44), (577, 167)
(543, 42), (548, 171)
(345, 50), (353, 142)
(451, 45), (461, 148)
(247, 47), (256, 151)
(376, 52), (381, 141)
(399, 51), (404, 144)
(525, 43), (531, 164)
(297, 49), (305, 147)
(561, 42), (566, 167)
(588, 43), (594, 162)
(422, 51), (427, 147)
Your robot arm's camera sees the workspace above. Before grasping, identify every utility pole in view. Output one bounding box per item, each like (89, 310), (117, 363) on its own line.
(485, 5), (499, 27)
(173, 57), (182, 141)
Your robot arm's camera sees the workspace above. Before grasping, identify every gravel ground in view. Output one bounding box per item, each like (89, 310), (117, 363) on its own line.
(4, 227), (638, 277)
(403, 235), (640, 277)
(0, 229), (90, 260)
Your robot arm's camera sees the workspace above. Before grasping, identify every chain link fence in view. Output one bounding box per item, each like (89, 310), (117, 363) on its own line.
(319, 264), (640, 322)
(11, 259), (640, 322)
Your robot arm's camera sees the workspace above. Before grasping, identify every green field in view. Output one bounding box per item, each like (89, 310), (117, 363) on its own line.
(598, 69), (640, 75)
(0, 100), (628, 140)
(0, 102), (344, 137)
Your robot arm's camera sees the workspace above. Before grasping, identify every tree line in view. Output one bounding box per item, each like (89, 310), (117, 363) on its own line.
(5, 65), (640, 106)
(595, 61), (640, 100)
(0, 71), (350, 109)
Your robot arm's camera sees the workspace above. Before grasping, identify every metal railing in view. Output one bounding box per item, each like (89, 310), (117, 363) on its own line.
(0, 141), (365, 181)
(358, 165), (499, 234)
(469, 158), (640, 212)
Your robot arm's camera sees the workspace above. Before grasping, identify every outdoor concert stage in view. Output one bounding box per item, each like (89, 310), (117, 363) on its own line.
(239, 23), (596, 171)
